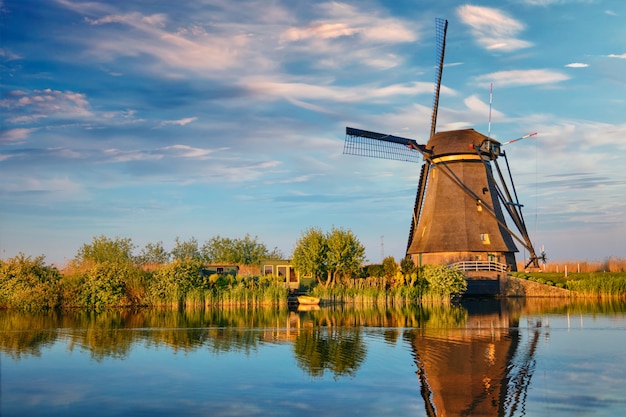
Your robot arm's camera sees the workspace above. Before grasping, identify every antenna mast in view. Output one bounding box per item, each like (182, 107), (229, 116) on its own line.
(429, 18), (448, 138)
(488, 83), (493, 138)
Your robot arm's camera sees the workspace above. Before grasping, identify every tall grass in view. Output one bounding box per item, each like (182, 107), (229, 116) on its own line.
(311, 280), (453, 307)
(565, 273), (626, 297)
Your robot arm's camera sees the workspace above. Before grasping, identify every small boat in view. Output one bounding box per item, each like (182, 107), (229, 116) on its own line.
(297, 295), (320, 305)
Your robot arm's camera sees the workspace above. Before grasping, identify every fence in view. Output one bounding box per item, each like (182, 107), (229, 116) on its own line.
(449, 261), (508, 273)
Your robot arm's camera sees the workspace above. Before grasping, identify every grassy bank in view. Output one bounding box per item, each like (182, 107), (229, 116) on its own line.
(511, 271), (626, 298)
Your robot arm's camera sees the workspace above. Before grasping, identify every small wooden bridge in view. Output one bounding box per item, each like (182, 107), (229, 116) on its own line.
(449, 261), (509, 296)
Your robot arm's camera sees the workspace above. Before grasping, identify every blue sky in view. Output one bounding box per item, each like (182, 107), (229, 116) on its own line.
(1, 0), (625, 266)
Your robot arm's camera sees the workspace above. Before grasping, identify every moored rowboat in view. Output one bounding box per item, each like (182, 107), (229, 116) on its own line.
(297, 295), (320, 305)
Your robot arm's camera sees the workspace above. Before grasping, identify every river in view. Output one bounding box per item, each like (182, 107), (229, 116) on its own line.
(1, 298), (625, 416)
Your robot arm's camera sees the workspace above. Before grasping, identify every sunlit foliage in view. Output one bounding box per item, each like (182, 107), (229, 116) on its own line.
(0, 254), (61, 310)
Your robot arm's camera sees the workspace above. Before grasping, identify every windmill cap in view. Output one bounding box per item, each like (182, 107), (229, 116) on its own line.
(426, 129), (500, 158)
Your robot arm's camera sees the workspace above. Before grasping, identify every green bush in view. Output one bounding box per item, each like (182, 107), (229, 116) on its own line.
(148, 258), (206, 305)
(420, 264), (467, 297)
(0, 254), (61, 310)
(78, 261), (143, 308)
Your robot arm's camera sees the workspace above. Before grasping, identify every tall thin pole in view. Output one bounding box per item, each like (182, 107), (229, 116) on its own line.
(488, 83), (493, 138)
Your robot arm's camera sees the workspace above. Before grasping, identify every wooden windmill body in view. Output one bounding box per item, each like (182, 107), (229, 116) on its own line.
(345, 19), (540, 271)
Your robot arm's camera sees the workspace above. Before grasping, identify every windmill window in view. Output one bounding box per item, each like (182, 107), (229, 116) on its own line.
(480, 233), (490, 244)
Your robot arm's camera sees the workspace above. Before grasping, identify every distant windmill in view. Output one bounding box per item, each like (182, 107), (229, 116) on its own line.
(344, 19), (541, 271)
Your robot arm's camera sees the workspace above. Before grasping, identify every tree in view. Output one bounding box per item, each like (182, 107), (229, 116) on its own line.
(234, 234), (273, 265)
(325, 227), (366, 287)
(202, 234), (282, 265)
(138, 241), (170, 265)
(76, 235), (136, 265)
(171, 237), (201, 260)
(292, 227), (366, 288)
(292, 227), (328, 284)
(202, 235), (235, 263)
(382, 256), (399, 287)
(400, 256), (417, 276)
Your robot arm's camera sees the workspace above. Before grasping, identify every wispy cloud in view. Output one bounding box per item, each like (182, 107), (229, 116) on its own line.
(607, 53), (626, 59)
(565, 62), (589, 68)
(0, 128), (38, 144)
(457, 5), (532, 52)
(102, 148), (163, 163)
(56, 0), (417, 78)
(281, 2), (415, 44)
(522, 0), (596, 5)
(159, 144), (220, 160)
(475, 69), (570, 87)
(158, 117), (198, 127)
(242, 78), (437, 104)
(0, 175), (84, 195)
(1, 89), (92, 124)
(0, 48), (22, 60)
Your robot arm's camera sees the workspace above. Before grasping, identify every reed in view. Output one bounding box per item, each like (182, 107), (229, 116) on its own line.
(311, 281), (451, 307)
(565, 273), (626, 297)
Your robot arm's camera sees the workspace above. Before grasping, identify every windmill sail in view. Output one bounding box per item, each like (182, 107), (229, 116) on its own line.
(343, 127), (425, 163)
(430, 18), (448, 138)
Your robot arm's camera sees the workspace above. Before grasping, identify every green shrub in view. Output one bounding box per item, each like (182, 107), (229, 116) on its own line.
(78, 261), (142, 308)
(0, 254), (61, 310)
(420, 264), (467, 297)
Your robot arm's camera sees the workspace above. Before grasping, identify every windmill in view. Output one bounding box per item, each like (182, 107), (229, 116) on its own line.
(344, 18), (541, 271)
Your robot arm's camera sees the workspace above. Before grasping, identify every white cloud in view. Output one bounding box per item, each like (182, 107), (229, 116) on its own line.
(241, 78), (438, 104)
(463, 95), (505, 120)
(282, 23), (359, 41)
(0, 89), (92, 122)
(158, 117), (198, 127)
(0, 48), (22, 60)
(103, 148), (162, 163)
(475, 69), (570, 87)
(607, 53), (626, 59)
(0, 127), (38, 143)
(565, 62), (589, 68)
(457, 5), (533, 52)
(0, 175), (83, 194)
(159, 144), (220, 160)
(57, 0), (418, 77)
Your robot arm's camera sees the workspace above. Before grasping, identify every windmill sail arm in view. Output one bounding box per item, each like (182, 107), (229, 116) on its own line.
(346, 127), (426, 151)
(344, 127), (428, 163)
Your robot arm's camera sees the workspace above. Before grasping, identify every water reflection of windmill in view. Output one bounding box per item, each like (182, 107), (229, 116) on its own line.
(344, 19), (541, 273)
(405, 302), (542, 416)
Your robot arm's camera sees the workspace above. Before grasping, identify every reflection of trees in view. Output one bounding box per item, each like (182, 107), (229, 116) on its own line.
(293, 326), (366, 378)
(0, 308), (291, 361)
(0, 311), (60, 359)
(1, 299), (624, 366)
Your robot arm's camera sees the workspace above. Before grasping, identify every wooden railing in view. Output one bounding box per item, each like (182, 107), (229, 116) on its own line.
(449, 261), (508, 273)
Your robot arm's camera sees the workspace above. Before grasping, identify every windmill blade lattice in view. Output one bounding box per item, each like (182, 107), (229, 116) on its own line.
(344, 127), (424, 163)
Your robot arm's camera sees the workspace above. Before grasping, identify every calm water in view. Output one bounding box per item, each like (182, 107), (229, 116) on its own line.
(1, 298), (625, 417)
